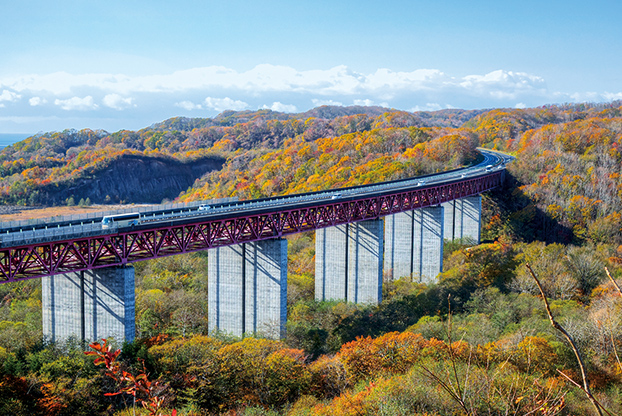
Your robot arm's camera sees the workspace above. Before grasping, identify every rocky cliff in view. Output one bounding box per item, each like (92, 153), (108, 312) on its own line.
(40, 154), (225, 204)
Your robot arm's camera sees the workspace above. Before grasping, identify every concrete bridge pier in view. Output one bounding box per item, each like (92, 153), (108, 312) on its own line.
(384, 206), (444, 283)
(208, 238), (288, 339)
(315, 219), (384, 304)
(442, 195), (482, 243)
(42, 265), (135, 344)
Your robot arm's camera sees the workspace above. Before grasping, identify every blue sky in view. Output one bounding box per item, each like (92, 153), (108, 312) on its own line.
(1, 0), (621, 134)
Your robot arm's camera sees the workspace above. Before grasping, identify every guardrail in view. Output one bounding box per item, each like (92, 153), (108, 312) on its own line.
(0, 149), (512, 248)
(0, 223), (118, 245)
(0, 197), (237, 231)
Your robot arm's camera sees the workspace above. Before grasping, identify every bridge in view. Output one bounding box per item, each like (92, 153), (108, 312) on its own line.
(0, 149), (512, 342)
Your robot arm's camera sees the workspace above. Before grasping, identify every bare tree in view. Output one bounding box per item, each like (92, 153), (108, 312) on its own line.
(604, 267), (622, 372)
(525, 263), (610, 416)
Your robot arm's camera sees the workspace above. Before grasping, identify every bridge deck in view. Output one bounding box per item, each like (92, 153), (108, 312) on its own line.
(0, 150), (512, 282)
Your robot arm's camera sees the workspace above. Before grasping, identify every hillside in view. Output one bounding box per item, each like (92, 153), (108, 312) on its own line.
(0, 106), (486, 206)
(1, 102), (622, 415)
(38, 154), (225, 205)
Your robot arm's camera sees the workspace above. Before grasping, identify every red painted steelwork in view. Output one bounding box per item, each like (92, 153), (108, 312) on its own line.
(0, 172), (503, 282)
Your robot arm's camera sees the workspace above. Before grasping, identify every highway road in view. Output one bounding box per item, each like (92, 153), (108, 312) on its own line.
(0, 148), (513, 248)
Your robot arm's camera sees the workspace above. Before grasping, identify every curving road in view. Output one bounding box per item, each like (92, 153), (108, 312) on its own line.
(0, 148), (512, 282)
(0, 148), (512, 249)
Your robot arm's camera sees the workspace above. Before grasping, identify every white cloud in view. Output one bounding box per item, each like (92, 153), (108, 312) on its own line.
(54, 96), (98, 111)
(515, 102), (526, 109)
(29, 96), (47, 106)
(0, 66), (561, 103)
(364, 68), (449, 92)
(0, 64), (618, 134)
(175, 100), (202, 111)
(410, 103), (449, 112)
(0, 90), (21, 105)
(262, 102), (297, 113)
(569, 91), (602, 102)
(353, 99), (375, 106)
(459, 70), (547, 99)
(603, 92), (622, 101)
(424, 103), (443, 111)
(0, 66), (500, 97)
(103, 94), (134, 110)
(203, 97), (248, 112)
(312, 99), (343, 106)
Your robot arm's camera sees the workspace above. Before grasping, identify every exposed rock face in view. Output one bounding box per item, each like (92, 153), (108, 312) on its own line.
(41, 154), (225, 204)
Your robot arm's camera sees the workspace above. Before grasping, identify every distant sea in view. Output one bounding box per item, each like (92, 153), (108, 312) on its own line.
(0, 133), (31, 148)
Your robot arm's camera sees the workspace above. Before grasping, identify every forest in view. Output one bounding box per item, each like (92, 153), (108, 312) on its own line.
(1, 102), (622, 415)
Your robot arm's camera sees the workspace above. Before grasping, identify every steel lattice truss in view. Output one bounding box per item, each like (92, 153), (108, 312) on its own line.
(0, 172), (503, 282)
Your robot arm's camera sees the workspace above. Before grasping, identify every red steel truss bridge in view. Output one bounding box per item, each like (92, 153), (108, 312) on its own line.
(0, 150), (511, 283)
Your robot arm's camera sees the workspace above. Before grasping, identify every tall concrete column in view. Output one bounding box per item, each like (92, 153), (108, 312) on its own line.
(442, 195), (481, 243)
(384, 206), (444, 283)
(315, 219), (383, 304)
(42, 266), (135, 344)
(414, 206), (445, 282)
(315, 225), (348, 302)
(208, 238), (288, 339)
(208, 243), (246, 337)
(245, 239), (288, 339)
(384, 211), (416, 281)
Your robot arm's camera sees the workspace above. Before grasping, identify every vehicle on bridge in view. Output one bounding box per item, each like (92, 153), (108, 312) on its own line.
(102, 212), (141, 229)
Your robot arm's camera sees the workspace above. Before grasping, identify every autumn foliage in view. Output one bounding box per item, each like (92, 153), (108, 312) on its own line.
(2, 103), (622, 414)
(85, 339), (176, 416)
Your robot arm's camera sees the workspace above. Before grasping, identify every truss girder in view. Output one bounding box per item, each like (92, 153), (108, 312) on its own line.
(0, 172), (502, 282)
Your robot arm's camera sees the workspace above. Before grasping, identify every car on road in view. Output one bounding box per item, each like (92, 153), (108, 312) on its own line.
(198, 204), (212, 211)
(102, 213), (141, 229)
